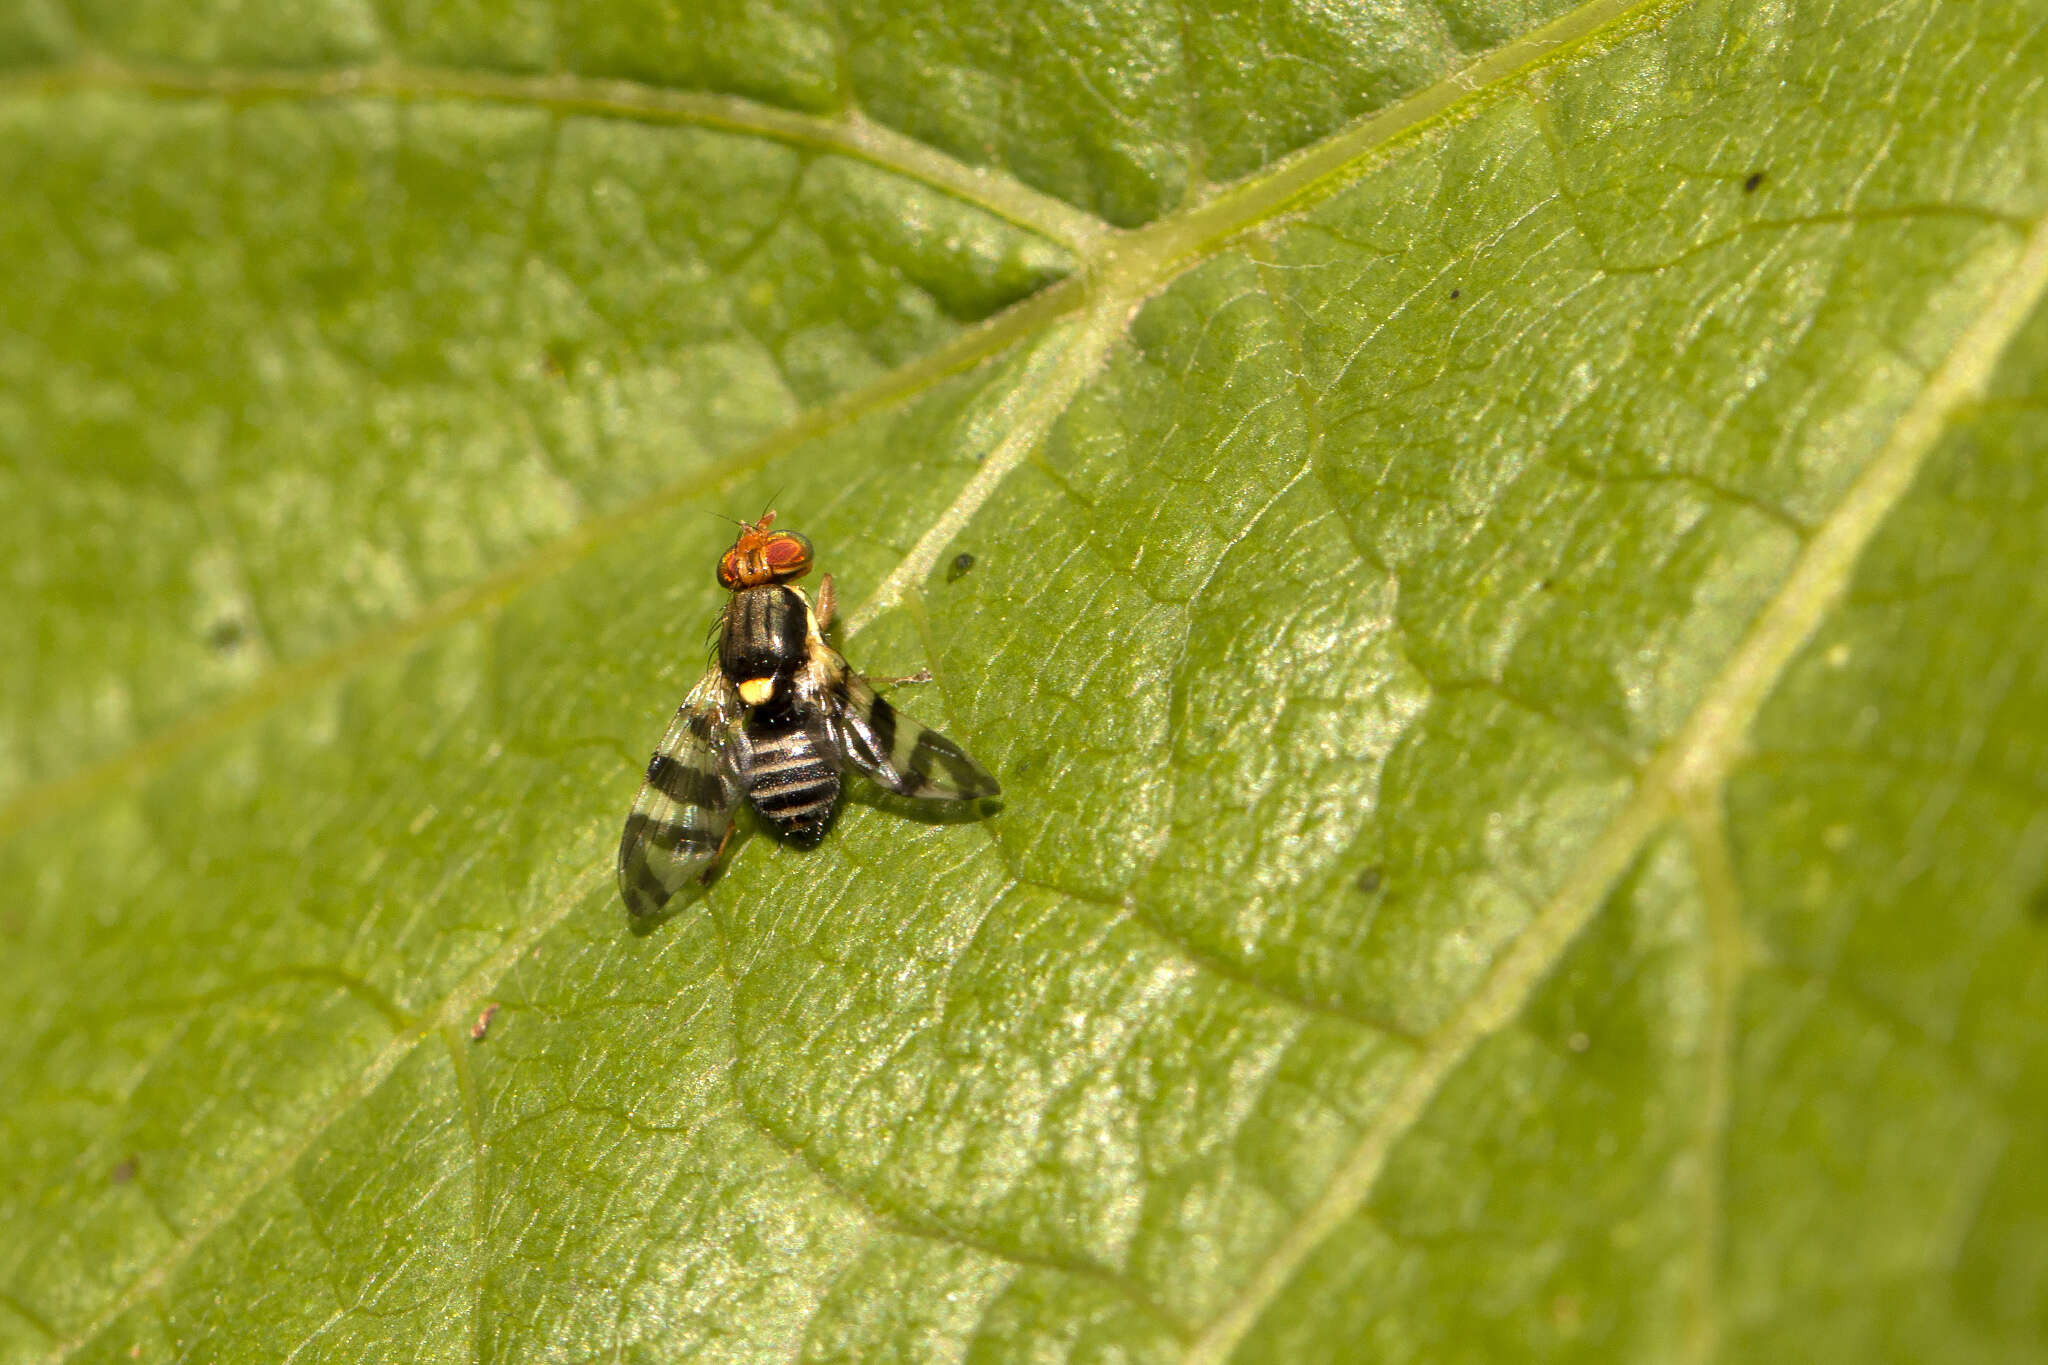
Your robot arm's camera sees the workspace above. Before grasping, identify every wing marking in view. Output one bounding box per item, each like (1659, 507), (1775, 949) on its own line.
(823, 652), (1000, 802)
(617, 668), (742, 917)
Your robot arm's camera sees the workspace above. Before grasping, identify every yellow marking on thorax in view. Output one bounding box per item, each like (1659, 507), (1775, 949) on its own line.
(737, 677), (776, 706)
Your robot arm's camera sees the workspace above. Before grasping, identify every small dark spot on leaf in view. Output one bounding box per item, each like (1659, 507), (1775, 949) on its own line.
(1448, 288), (1461, 300)
(469, 1003), (499, 1042)
(1743, 170), (1766, 193)
(947, 552), (976, 583)
(1537, 577), (1555, 591)
(2026, 880), (2048, 925)
(111, 1158), (137, 1185)
(206, 617), (246, 652)
(1355, 865), (1384, 895)
(541, 342), (573, 379)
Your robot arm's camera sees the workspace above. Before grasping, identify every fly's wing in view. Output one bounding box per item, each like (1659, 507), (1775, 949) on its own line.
(617, 668), (742, 917)
(823, 651), (1000, 801)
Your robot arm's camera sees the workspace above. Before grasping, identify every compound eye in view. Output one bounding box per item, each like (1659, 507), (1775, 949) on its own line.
(762, 532), (812, 580)
(716, 548), (743, 588)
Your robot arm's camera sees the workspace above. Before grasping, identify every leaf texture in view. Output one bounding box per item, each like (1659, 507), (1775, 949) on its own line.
(2, 1), (2046, 1362)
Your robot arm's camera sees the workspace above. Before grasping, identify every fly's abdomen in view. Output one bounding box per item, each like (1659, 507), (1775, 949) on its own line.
(737, 711), (841, 847)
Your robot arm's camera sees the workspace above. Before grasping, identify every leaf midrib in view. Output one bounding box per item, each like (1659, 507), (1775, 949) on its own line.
(22, 0), (2032, 1354)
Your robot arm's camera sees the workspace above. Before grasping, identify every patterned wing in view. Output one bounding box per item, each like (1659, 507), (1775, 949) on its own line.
(825, 653), (1001, 801)
(617, 668), (742, 917)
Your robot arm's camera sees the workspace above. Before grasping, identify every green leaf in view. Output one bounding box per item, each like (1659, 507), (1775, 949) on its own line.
(4, 1), (2046, 1362)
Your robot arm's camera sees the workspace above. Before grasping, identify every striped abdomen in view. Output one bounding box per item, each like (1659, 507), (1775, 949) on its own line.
(736, 708), (840, 846)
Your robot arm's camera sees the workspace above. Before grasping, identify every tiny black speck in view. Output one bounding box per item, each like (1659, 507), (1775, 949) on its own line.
(1355, 865), (1384, 895)
(947, 552), (976, 583)
(1743, 171), (1766, 193)
(206, 618), (246, 652)
(1449, 288), (1462, 299)
(111, 1158), (137, 1186)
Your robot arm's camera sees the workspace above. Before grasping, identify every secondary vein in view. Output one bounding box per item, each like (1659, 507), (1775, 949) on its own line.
(1179, 204), (2048, 1365)
(35, 870), (601, 1365)
(0, 0), (1688, 846)
(4, 56), (1108, 256)
(18, 11), (2033, 1354)
(842, 302), (1127, 636)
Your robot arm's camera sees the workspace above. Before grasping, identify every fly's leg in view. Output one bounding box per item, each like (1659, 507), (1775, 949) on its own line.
(872, 668), (932, 690)
(697, 822), (738, 884)
(816, 570), (923, 687)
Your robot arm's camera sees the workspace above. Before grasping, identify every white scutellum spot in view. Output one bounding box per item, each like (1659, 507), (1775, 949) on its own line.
(738, 677), (776, 706)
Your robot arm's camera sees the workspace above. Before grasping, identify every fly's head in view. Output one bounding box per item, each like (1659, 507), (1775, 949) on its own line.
(717, 510), (813, 590)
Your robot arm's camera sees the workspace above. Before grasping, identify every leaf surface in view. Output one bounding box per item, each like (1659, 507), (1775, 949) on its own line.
(3, 1), (2047, 1362)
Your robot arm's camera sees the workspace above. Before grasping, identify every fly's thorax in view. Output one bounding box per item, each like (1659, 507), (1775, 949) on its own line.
(719, 583), (812, 710)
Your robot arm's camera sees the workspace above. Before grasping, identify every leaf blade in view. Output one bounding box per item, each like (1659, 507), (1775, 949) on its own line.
(4, 1), (2047, 1361)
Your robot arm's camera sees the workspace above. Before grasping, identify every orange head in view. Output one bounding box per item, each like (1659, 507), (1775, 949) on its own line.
(716, 510), (813, 589)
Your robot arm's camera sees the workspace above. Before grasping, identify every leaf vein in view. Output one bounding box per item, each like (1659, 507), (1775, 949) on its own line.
(701, 878), (1194, 1341)
(34, 873), (602, 1365)
(1179, 201), (2048, 1365)
(1, 0), (1703, 847)
(0, 57), (1107, 255)
(1676, 798), (1750, 1365)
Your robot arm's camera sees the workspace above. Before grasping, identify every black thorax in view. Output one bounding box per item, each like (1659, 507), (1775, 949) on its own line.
(719, 584), (810, 701)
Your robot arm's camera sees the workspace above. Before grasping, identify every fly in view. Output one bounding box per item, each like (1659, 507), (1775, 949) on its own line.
(617, 511), (1000, 917)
